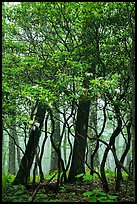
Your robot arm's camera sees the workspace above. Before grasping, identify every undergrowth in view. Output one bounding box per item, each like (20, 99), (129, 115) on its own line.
(2, 171), (15, 188)
(2, 170), (134, 202)
(83, 189), (118, 202)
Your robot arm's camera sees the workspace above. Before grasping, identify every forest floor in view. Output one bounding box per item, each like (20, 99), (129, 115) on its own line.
(2, 177), (135, 202)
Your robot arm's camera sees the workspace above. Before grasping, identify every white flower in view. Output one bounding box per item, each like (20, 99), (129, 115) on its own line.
(29, 120), (34, 125)
(45, 97), (48, 102)
(32, 126), (36, 130)
(26, 96), (32, 100)
(82, 88), (87, 91)
(85, 72), (93, 77)
(32, 84), (39, 89)
(98, 77), (103, 80)
(115, 88), (120, 93)
(35, 122), (40, 128)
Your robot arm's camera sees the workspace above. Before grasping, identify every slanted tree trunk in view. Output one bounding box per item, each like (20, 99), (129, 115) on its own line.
(68, 98), (91, 182)
(13, 103), (46, 185)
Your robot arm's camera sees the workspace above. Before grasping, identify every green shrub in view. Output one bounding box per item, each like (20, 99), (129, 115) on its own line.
(2, 172), (15, 188)
(105, 169), (115, 178)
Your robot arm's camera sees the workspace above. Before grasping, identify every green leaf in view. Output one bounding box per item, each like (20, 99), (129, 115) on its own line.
(93, 189), (107, 196)
(75, 173), (84, 178)
(83, 191), (94, 196)
(88, 197), (97, 202)
(107, 195), (118, 200)
(83, 174), (93, 181)
(97, 197), (108, 202)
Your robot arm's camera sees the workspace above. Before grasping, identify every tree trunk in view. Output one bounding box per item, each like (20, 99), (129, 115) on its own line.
(2, 136), (6, 170)
(50, 109), (60, 173)
(14, 132), (21, 170)
(13, 103), (46, 185)
(115, 121), (131, 191)
(88, 99), (99, 174)
(126, 3), (135, 190)
(63, 130), (67, 167)
(100, 95), (122, 193)
(68, 98), (91, 182)
(126, 38), (135, 192)
(130, 41), (135, 189)
(8, 129), (16, 175)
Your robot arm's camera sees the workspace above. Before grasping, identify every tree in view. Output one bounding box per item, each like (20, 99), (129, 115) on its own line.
(2, 2), (135, 192)
(50, 109), (60, 173)
(68, 97), (91, 182)
(13, 103), (46, 184)
(8, 127), (16, 175)
(125, 2), (135, 193)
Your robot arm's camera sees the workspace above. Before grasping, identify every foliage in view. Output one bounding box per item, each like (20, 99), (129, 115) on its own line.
(105, 169), (115, 178)
(2, 172), (16, 188)
(2, 183), (28, 202)
(3, 177), (134, 202)
(83, 189), (118, 202)
(76, 171), (99, 182)
(2, 2), (134, 124)
(2, 1), (135, 201)
(2, 1), (134, 129)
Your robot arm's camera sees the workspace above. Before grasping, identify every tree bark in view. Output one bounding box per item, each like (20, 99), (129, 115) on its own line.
(50, 109), (60, 173)
(126, 3), (135, 189)
(115, 121), (131, 191)
(68, 98), (91, 182)
(13, 103), (46, 185)
(14, 132), (21, 170)
(100, 117), (122, 193)
(100, 94), (122, 193)
(8, 128), (16, 175)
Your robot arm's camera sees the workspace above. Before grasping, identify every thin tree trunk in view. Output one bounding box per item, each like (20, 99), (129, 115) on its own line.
(100, 118), (122, 193)
(100, 94), (122, 193)
(88, 99), (99, 173)
(50, 109), (60, 173)
(63, 130), (67, 166)
(14, 132), (21, 170)
(115, 121), (131, 191)
(38, 114), (49, 182)
(8, 126), (16, 175)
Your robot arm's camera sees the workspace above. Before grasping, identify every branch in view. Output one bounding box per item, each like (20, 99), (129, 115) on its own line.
(3, 126), (25, 155)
